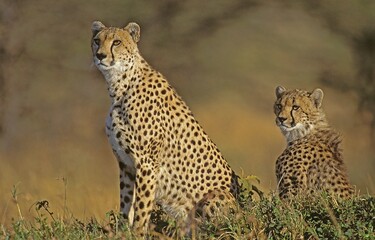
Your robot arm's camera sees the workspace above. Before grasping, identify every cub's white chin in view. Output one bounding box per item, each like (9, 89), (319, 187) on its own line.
(279, 123), (304, 132)
(279, 122), (312, 142)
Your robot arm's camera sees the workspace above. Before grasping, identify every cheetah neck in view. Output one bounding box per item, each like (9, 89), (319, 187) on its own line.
(285, 115), (330, 143)
(284, 125), (311, 143)
(103, 55), (149, 103)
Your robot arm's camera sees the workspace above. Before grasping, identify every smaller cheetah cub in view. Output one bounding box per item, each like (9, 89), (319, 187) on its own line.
(274, 86), (354, 200)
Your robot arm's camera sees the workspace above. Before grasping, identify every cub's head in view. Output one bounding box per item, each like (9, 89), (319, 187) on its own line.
(274, 86), (326, 142)
(91, 21), (141, 72)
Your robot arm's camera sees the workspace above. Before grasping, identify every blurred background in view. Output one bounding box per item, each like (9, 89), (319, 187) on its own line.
(1, 0), (374, 224)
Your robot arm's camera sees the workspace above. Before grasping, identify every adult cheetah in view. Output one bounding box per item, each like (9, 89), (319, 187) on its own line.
(274, 86), (354, 200)
(91, 21), (239, 236)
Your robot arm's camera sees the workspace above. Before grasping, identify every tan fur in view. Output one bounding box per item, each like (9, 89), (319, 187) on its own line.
(274, 86), (354, 200)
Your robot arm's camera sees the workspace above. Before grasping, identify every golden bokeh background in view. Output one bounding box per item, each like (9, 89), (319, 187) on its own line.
(1, 0), (374, 224)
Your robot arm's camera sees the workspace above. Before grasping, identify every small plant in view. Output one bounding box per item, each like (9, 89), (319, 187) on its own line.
(56, 176), (69, 219)
(32, 200), (55, 221)
(238, 173), (264, 205)
(11, 183), (23, 221)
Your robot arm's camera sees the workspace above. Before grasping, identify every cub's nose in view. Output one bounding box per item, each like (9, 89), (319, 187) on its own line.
(96, 53), (107, 60)
(278, 117), (286, 123)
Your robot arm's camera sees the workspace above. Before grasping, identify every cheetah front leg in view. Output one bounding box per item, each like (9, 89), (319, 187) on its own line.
(131, 157), (157, 236)
(113, 151), (136, 224)
(118, 160), (136, 223)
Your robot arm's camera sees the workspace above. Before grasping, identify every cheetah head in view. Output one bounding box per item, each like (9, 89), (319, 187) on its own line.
(91, 21), (140, 73)
(274, 86), (326, 142)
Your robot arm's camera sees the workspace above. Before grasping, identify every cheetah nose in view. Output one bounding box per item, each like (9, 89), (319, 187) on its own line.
(278, 117), (286, 123)
(96, 53), (107, 61)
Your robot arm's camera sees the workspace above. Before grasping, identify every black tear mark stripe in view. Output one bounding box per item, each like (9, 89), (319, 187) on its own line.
(110, 43), (115, 62)
(290, 96), (296, 125)
(110, 33), (116, 62)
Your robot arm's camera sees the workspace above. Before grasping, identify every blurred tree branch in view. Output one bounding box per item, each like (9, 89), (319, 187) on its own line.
(143, 0), (259, 48)
(303, 0), (375, 139)
(181, 0), (259, 46)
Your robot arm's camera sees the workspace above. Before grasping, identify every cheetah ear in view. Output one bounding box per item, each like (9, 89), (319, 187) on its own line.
(311, 88), (324, 108)
(275, 86), (286, 98)
(92, 21), (106, 36)
(124, 22), (141, 43)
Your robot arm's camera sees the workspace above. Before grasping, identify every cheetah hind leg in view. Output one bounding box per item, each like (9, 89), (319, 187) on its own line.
(194, 189), (237, 225)
(156, 190), (236, 238)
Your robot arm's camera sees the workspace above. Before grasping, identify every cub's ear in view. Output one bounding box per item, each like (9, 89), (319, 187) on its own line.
(311, 88), (324, 108)
(92, 21), (106, 36)
(276, 86), (286, 98)
(124, 22), (140, 43)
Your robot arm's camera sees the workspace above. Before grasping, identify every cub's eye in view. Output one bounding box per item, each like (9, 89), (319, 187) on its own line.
(276, 104), (282, 110)
(292, 105), (300, 110)
(93, 38), (100, 45)
(113, 40), (122, 46)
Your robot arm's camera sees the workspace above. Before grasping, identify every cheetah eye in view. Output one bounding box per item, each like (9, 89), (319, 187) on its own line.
(292, 105), (300, 110)
(276, 104), (282, 110)
(113, 40), (122, 46)
(93, 38), (100, 45)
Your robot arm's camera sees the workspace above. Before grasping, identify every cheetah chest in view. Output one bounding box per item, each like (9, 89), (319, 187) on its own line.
(106, 106), (133, 166)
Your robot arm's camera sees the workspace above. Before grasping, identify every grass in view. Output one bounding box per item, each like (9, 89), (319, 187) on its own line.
(1, 178), (374, 240)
